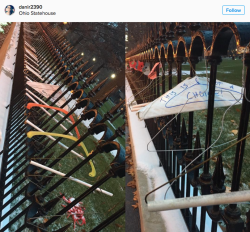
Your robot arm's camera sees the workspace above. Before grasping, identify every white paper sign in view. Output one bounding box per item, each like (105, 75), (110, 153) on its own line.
(138, 76), (243, 120)
(26, 81), (69, 111)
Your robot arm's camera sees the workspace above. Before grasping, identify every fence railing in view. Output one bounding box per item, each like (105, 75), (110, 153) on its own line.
(0, 22), (125, 231)
(126, 22), (250, 232)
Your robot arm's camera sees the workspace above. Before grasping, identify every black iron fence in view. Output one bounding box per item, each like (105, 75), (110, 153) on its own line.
(126, 22), (250, 232)
(0, 22), (125, 231)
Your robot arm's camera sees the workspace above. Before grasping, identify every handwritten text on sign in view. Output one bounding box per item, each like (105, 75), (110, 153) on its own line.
(138, 76), (242, 120)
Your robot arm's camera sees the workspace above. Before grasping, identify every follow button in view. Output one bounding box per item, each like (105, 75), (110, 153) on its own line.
(222, 5), (245, 15)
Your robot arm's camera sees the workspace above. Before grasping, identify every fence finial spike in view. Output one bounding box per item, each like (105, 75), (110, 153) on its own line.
(43, 194), (63, 213)
(212, 154), (226, 192)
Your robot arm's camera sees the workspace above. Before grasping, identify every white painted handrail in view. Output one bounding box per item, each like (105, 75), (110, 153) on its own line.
(148, 190), (250, 212)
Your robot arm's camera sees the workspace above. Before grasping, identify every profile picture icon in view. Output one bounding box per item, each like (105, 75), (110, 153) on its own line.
(5, 5), (15, 15)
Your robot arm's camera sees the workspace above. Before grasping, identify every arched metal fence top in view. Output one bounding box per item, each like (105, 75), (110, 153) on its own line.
(166, 40), (177, 59)
(126, 23), (250, 60)
(153, 46), (160, 61)
(149, 47), (154, 60)
(176, 37), (187, 57)
(211, 23), (241, 56)
(138, 53), (142, 60)
(176, 36), (191, 58)
(211, 23), (250, 56)
(189, 30), (212, 57)
(146, 50), (151, 61)
(136, 49), (148, 61)
(143, 50), (147, 60)
(125, 23), (250, 61)
(160, 45), (166, 59)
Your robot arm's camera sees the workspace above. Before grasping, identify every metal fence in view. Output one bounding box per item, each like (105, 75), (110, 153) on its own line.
(0, 22), (125, 231)
(126, 22), (250, 232)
